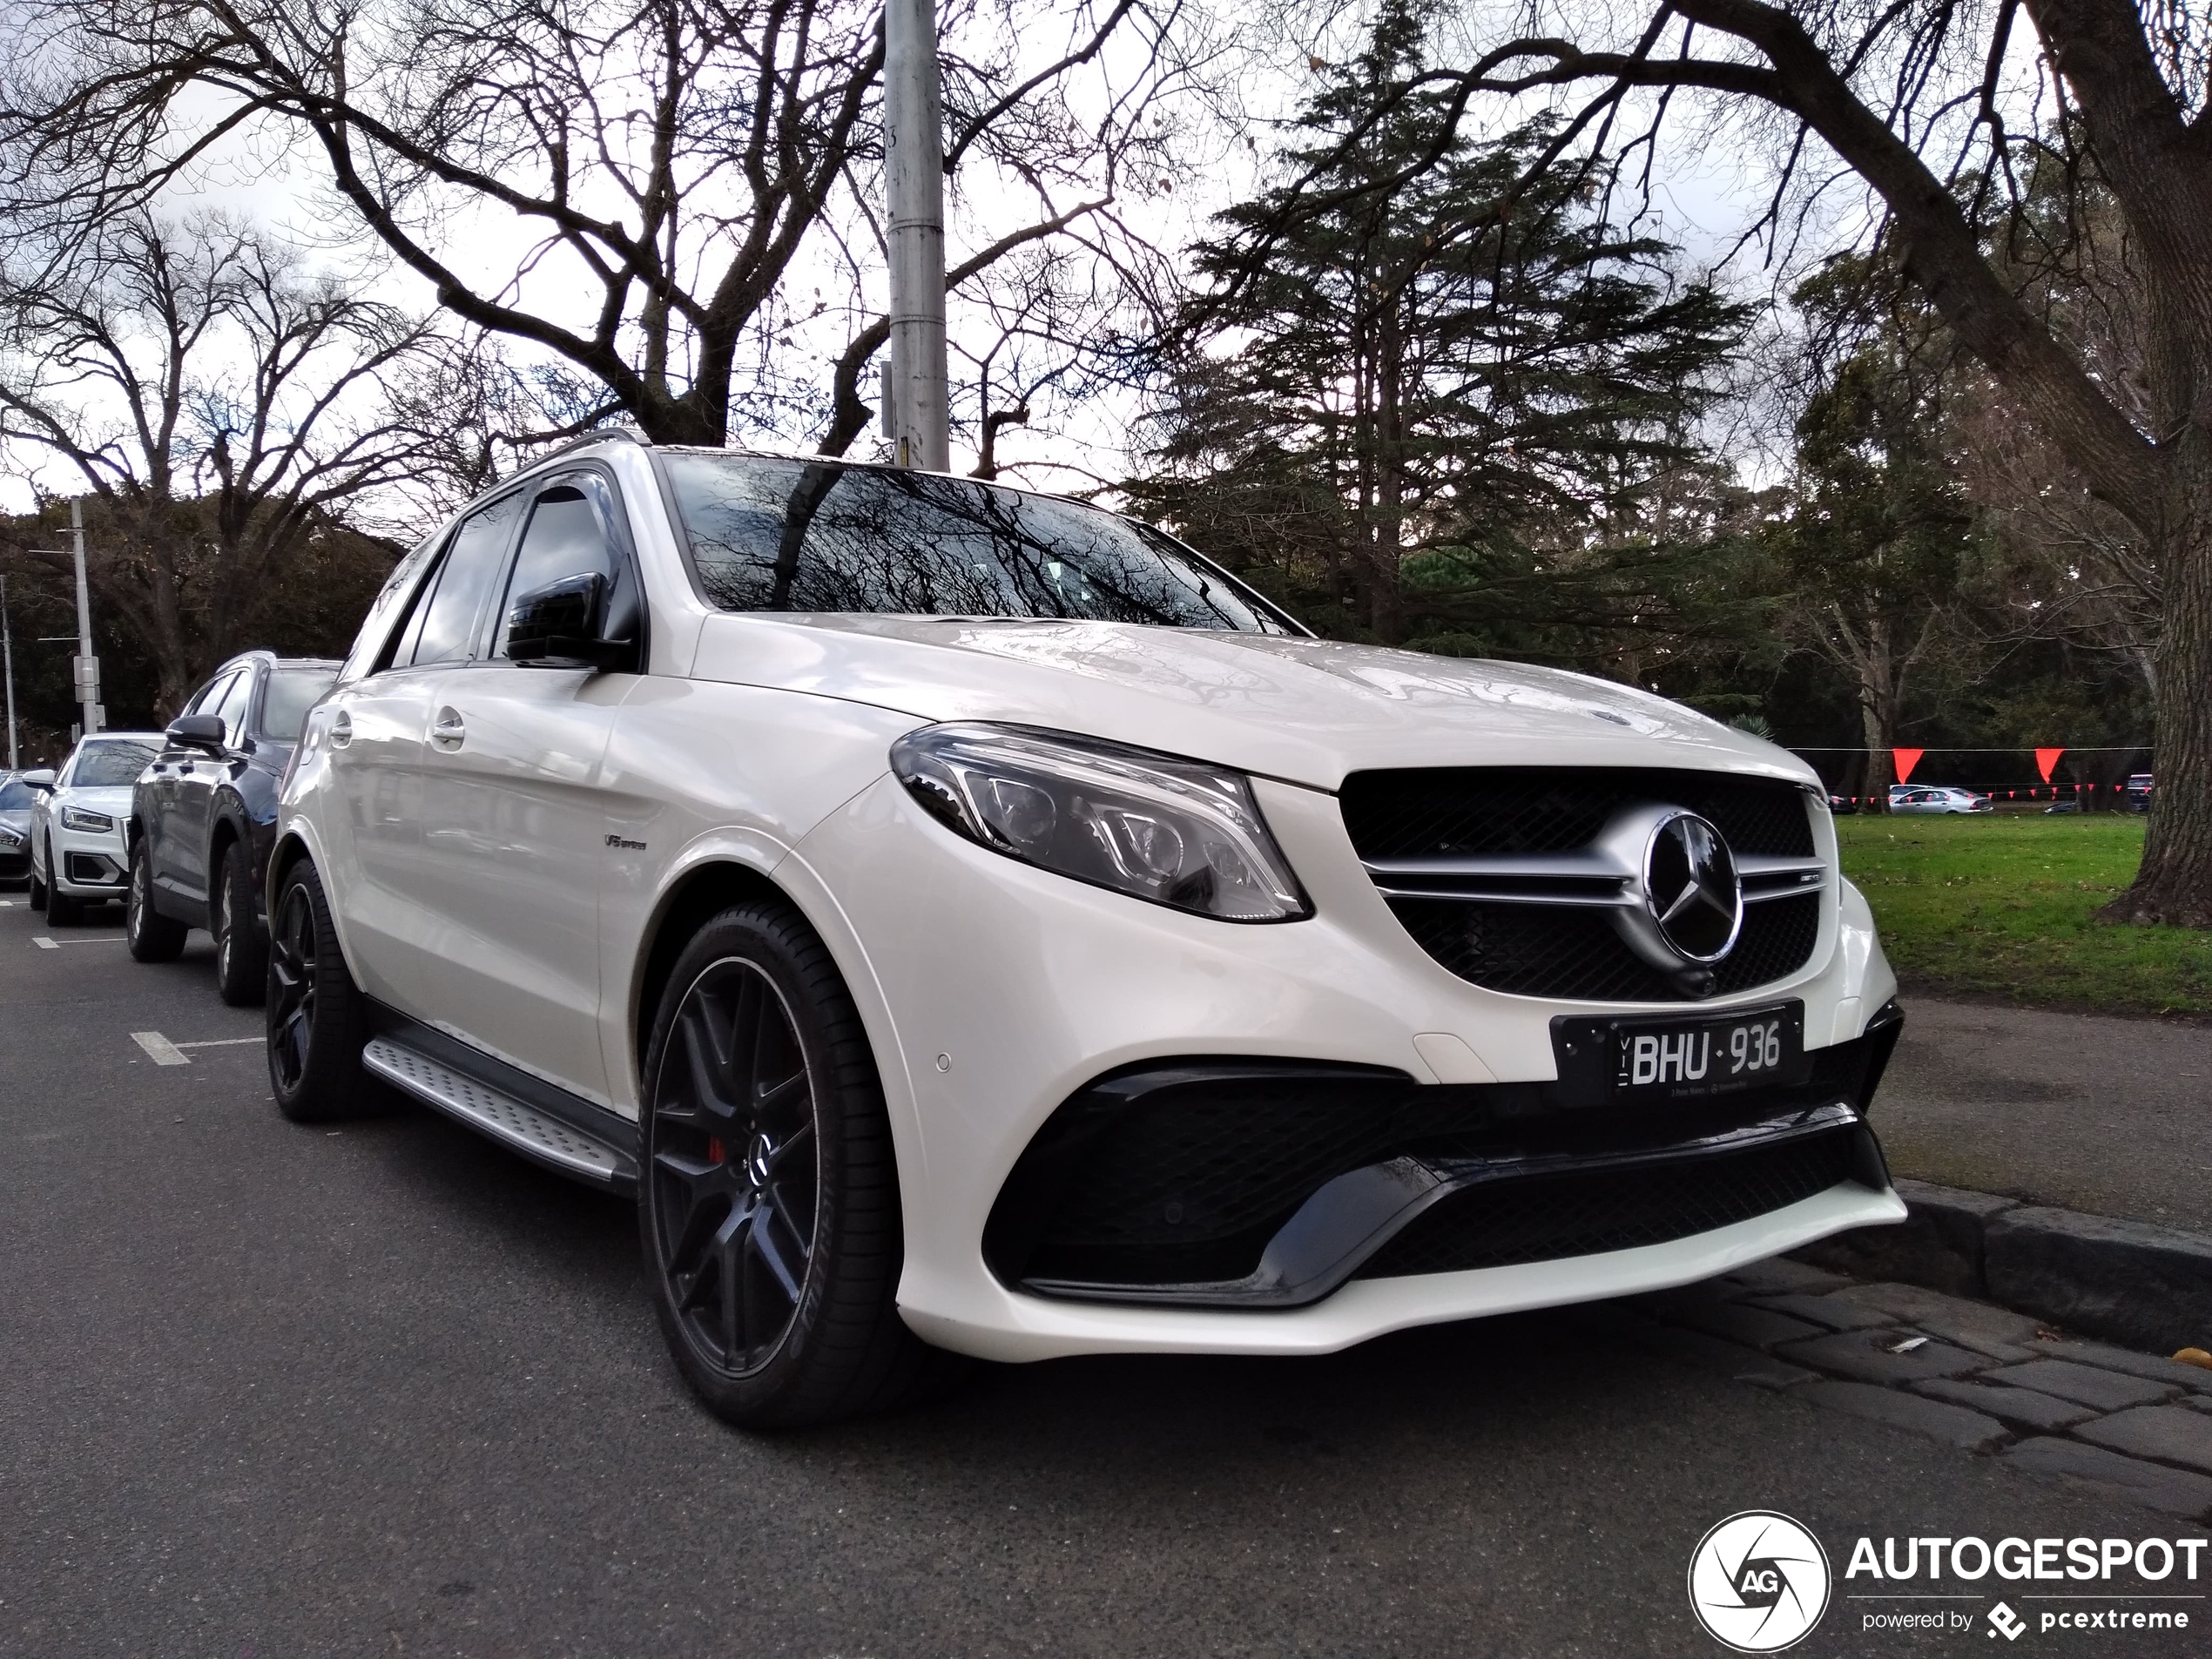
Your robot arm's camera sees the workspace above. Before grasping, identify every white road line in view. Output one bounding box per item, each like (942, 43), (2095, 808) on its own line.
(32, 935), (55, 949)
(132, 1031), (191, 1066)
(175, 1036), (260, 1049)
(33, 934), (125, 946)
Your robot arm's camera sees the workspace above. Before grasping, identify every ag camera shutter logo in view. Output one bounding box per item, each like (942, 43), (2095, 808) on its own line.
(1688, 1511), (1831, 1652)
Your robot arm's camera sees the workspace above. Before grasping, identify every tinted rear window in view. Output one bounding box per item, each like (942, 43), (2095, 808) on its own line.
(0, 779), (31, 810)
(662, 454), (1290, 632)
(260, 671), (337, 741)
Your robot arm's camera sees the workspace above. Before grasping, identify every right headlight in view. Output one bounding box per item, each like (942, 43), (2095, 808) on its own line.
(889, 723), (1311, 922)
(61, 806), (114, 833)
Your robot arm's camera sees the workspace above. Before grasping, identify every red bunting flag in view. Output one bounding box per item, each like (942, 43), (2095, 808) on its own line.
(2036, 747), (2064, 782)
(1892, 747), (1924, 782)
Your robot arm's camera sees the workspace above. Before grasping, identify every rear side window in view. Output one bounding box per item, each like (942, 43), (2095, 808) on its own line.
(405, 494), (524, 666)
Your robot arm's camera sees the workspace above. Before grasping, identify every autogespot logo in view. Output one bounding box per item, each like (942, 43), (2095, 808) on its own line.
(1688, 1511), (1832, 1652)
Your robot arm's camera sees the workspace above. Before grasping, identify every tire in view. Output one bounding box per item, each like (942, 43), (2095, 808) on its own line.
(212, 837), (266, 1005)
(44, 840), (81, 926)
(637, 901), (956, 1428)
(266, 858), (374, 1123)
(126, 841), (188, 962)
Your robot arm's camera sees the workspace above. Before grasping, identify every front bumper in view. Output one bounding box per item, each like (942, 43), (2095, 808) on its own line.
(49, 822), (129, 897)
(783, 772), (1905, 1364)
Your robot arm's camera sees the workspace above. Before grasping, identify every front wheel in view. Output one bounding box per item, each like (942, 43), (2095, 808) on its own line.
(126, 844), (188, 961)
(27, 841), (46, 910)
(212, 838), (266, 1005)
(637, 902), (954, 1428)
(44, 839), (81, 926)
(266, 859), (374, 1123)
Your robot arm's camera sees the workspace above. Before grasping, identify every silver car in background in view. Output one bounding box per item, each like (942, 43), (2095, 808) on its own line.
(1887, 786), (1993, 816)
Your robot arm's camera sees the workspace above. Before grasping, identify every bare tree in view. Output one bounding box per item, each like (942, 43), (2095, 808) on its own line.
(0, 212), (449, 714)
(1204, 0), (2212, 923)
(0, 0), (1198, 462)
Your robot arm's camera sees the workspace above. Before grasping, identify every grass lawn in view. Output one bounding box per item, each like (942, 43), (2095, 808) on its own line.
(1835, 813), (2212, 1015)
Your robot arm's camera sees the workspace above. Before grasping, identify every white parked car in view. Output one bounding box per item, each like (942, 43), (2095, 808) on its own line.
(272, 434), (1906, 1427)
(24, 732), (164, 924)
(1887, 785), (1993, 815)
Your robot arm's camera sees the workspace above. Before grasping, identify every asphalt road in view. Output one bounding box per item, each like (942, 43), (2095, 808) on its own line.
(1881, 997), (2212, 1233)
(0, 888), (2201, 1656)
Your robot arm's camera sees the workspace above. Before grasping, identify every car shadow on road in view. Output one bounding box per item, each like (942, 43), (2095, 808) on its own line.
(347, 1087), (1668, 1472)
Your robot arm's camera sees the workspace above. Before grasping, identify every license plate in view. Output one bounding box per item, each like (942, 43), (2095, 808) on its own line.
(1550, 1002), (1806, 1104)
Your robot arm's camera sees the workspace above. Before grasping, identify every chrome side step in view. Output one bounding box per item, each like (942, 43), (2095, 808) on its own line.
(361, 1036), (635, 1191)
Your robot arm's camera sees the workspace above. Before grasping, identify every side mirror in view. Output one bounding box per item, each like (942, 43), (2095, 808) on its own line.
(19, 768), (56, 792)
(506, 572), (635, 671)
(165, 714), (227, 755)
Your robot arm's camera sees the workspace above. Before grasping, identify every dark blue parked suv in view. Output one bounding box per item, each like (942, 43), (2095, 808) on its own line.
(126, 652), (340, 1001)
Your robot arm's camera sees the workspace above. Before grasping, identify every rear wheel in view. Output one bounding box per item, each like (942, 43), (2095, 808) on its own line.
(266, 859), (374, 1123)
(638, 902), (954, 1428)
(44, 839), (81, 926)
(126, 842), (187, 961)
(212, 838), (266, 1005)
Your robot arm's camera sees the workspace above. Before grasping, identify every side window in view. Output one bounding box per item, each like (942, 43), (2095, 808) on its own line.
(183, 671), (239, 722)
(491, 474), (631, 660)
(210, 671), (255, 746)
(410, 493), (524, 667)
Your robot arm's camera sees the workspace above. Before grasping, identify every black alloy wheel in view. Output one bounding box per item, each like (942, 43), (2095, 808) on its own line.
(213, 838), (266, 1005)
(43, 837), (81, 926)
(639, 903), (955, 1428)
(266, 859), (372, 1123)
(126, 842), (187, 961)
(652, 958), (820, 1374)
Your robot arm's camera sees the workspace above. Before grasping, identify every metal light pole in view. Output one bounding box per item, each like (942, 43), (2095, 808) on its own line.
(883, 0), (949, 471)
(1, 575), (18, 770)
(70, 498), (98, 736)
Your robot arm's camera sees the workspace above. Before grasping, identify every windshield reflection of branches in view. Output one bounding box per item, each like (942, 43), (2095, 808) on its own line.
(671, 455), (1282, 629)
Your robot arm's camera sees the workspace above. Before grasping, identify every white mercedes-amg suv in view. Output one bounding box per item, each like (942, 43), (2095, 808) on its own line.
(271, 432), (1905, 1427)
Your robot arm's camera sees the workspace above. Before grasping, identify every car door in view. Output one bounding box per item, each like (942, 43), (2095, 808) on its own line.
(170, 668), (256, 912)
(320, 492), (525, 1009)
(408, 469), (642, 1103)
(144, 671), (226, 900)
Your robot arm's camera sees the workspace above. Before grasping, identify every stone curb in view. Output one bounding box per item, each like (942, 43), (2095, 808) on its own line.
(1795, 1179), (2212, 1356)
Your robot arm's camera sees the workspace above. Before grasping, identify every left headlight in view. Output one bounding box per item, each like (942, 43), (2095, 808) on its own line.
(60, 806), (114, 833)
(889, 723), (1311, 922)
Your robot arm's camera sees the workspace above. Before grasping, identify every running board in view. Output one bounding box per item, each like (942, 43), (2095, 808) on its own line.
(361, 1036), (637, 1194)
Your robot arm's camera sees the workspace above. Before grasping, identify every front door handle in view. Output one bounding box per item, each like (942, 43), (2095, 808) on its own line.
(329, 711), (353, 749)
(431, 708), (466, 752)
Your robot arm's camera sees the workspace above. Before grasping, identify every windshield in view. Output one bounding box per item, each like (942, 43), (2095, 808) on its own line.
(69, 740), (158, 787)
(0, 779), (30, 811)
(260, 670), (337, 741)
(661, 454), (1291, 632)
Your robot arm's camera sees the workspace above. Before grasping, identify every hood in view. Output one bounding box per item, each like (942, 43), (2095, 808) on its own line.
(690, 615), (1817, 792)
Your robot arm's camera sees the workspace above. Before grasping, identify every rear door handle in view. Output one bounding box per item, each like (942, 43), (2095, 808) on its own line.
(431, 708), (466, 751)
(329, 711), (353, 749)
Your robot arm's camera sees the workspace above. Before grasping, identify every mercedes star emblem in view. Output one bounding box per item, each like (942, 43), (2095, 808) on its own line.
(1642, 812), (1743, 964)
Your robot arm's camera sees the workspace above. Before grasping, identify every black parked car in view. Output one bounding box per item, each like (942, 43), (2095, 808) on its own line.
(126, 652), (341, 1001)
(0, 770), (34, 882)
(2127, 772), (2155, 813)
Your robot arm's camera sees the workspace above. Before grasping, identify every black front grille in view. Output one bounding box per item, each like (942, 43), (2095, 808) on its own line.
(1355, 1127), (1863, 1279)
(1344, 767), (1823, 1001)
(988, 1025), (1898, 1294)
(1393, 891), (1821, 1002)
(1341, 767), (1815, 861)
